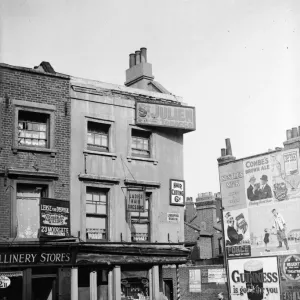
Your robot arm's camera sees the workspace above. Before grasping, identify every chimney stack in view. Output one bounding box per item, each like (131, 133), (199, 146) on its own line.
(284, 126), (300, 150)
(125, 47), (154, 90)
(217, 138), (236, 165)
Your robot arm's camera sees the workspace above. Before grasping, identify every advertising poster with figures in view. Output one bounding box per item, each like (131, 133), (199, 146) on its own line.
(243, 154), (274, 207)
(224, 209), (251, 257)
(228, 257), (280, 300)
(248, 200), (300, 257)
(219, 161), (247, 210)
(278, 255), (300, 299)
(270, 149), (300, 202)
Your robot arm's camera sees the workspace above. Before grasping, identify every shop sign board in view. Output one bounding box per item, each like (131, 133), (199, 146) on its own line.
(170, 179), (185, 206)
(40, 198), (70, 238)
(86, 228), (106, 240)
(208, 268), (227, 283)
(0, 276), (11, 289)
(167, 213), (180, 223)
(0, 271), (22, 277)
(0, 251), (73, 265)
(189, 269), (201, 292)
(219, 148), (300, 258)
(136, 101), (196, 131)
(127, 190), (145, 212)
(131, 233), (148, 242)
(228, 257), (280, 300)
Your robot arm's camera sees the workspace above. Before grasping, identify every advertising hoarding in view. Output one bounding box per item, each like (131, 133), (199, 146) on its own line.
(189, 269), (201, 292)
(136, 101), (196, 131)
(228, 257), (280, 300)
(208, 269), (227, 283)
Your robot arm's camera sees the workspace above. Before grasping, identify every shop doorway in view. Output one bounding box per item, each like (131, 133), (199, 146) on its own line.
(32, 276), (56, 300)
(163, 280), (173, 300)
(0, 275), (23, 300)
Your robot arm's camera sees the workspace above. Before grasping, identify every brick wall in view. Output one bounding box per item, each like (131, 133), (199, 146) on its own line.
(0, 64), (70, 237)
(163, 265), (228, 300)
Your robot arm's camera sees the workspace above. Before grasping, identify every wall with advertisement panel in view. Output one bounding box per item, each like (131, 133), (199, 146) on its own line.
(219, 148), (300, 299)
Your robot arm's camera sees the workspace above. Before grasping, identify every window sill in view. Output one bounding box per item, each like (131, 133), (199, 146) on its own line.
(83, 149), (117, 160)
(127, 156), (158, 165)
(12, 146), (57, 157)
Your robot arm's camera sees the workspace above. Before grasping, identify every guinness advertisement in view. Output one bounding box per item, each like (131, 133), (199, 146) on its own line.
(279, 255), (300, 300)
(40, 198), (70, 238)
(228, 257), (280, 300)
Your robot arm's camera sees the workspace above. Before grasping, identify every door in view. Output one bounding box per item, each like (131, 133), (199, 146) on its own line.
(163, 280), (173, 300)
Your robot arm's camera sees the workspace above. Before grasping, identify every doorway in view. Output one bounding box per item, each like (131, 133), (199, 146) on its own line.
(163, 279), (173, 300)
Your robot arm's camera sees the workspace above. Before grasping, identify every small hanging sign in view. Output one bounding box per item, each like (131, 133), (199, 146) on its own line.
(170, 179), (185, 206)
(127, 189), (145, 212)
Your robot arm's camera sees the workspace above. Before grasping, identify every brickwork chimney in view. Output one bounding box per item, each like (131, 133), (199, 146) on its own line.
(125, 47), (154, 90)
(185, 197), (196, 222)
(283, 126), (300, 150)
(217, 138), (236, 166)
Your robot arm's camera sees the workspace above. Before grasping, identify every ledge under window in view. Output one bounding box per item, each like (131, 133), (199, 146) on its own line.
(83, 149), (117, 160)
(7, 168), (59, 179)
(12, 146), (57, 157)
(78, 173), (120, 184)
(127, 156), (158, 165)
(124, 178), (160, 188)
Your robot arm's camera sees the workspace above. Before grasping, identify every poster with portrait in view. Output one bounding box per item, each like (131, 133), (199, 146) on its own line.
(219, 161), (247, 210)
(248, 200), (300, 257)
(270, 149), (300, 202)
(228, 257), (280, 300)
(243, 154), (274, 207)
(223, 208), (251, 257)
(278, 254), (300, 299)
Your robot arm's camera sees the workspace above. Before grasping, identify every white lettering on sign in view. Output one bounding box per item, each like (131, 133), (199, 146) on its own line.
(127, 190), (145, 212)
(0, 276), (11, 289)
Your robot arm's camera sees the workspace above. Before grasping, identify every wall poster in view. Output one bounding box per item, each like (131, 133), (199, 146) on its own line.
(189, 269), (201, 293)
(228, 257), (280, 300)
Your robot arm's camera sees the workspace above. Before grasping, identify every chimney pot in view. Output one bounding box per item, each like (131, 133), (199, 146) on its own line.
(221, 148), (226, 157)
(129, 53), (135, 68)
(135, 50), (141, 65)
(225, 138), (232, 156)
(292, 127), (298, 138)
(140, 47), (147, 63)
(286, 129), (292, 140)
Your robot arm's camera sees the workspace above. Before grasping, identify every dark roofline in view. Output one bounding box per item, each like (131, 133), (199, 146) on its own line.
(0, 63), (69, 80)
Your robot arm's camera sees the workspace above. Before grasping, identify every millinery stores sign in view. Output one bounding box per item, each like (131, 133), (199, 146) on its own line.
(170, 179), (185, 206)
(127, 190), (145, 212)
(136, 101), (196, 131)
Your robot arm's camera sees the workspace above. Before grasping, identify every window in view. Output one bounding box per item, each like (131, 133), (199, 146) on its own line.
(16, 183), (48, 238)
(86, 187), (108, 240)
(131, 193), (150, 242)
(18, 111), (49, 148)
(87, 121), (110, 152)
(131, 129), (151, 158)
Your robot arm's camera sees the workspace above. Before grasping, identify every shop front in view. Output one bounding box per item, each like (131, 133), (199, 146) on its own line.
(0, 243), (77, 300)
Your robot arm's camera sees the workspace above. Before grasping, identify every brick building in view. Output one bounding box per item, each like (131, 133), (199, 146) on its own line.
(0, 62), (72, 299)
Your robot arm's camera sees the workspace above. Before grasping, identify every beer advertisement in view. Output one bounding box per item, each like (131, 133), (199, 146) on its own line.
(270, 149), (300, 202)
(219, 161), (247, 210)
(223, 208), (251, 257)
(248, 200), (300, 257)
(279, 255), (300, 299)
(228, 257), (280, 300)
(243, 154), (274, 207)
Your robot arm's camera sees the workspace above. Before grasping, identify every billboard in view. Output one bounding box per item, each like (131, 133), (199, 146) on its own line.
(136, 101), (196, 131)
(228, 257), (280, 300)
(219, 148), (300, 258)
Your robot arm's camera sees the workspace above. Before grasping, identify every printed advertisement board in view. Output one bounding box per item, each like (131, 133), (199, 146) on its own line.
(208, 269), (227, 283)
(223, 208), (251, 257)
(279, 254), (300, 299)
(189, 269), (201, 292)
(228, 257), (280, 300)
(170, 179), (185, 206)
(40, 198), (70, 238)
(136, 101), (196, 131)
(219, 161), (246, 210)
(167, 213), (180, 223)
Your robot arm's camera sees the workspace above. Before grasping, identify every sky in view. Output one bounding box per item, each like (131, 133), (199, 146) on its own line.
(1, 0), (299, 199)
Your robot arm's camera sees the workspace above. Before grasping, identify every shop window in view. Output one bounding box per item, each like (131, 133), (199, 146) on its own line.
(131, 193), (150, 242)
(131, 129), (151, 158)
(86, 187), (108, 240)
(18, 110), (49, 148)
(87, 121), (110, 152)
(16, 183), (48, 238)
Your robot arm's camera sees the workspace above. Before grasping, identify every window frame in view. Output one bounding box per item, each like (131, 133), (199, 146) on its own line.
(11, 179), (54, 240)
(131, 128), (152, 158)
(87, 121), (110, 152)
(12, 100), (56, 154)
(85, 186), (109, 241)
(130, 192), (151, 243)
